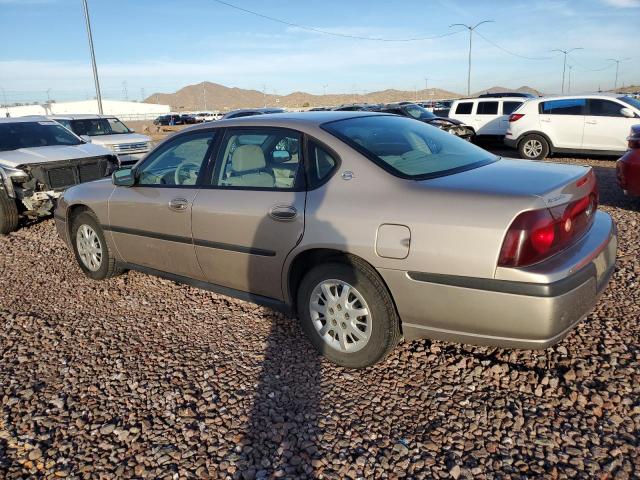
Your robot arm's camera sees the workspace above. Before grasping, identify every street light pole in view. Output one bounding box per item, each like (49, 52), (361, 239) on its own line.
(606, 58), (630, 91)
(551, 48), (582, 94)
(450, 20), (494, 96)
(82, 0), (103, 114)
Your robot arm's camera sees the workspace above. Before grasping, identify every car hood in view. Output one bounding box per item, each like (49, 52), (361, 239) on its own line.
(0, 143), (112, 168)
(421, 157), (592, 205)
(425, 116), (463, 126)
(86, 133), (151, 145)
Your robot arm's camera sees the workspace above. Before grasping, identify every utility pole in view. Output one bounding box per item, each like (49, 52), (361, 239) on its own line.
(46, 88), (51, 103)
(551, 47), (582, 94)
(424, 78), (428, 92)
(449, 20), (494, 96)
(262, 84), (267, 107)
(0, 86), (7, 107)
(567, 65), (572, 94)
(202, 81), (207, 110)
(322, 84), (328, 97)
(606, 58), (630, 91)
(122, 81), (128, 101)
(82, 0), (103, 114)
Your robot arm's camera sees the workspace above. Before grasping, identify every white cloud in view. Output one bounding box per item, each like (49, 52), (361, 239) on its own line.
(601, 0), (640, 6)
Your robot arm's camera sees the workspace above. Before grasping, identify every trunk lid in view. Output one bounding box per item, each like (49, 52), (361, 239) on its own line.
(421, 157), (593, 206)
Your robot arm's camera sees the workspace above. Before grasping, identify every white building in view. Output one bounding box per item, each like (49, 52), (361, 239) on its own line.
(0, 99), (170, 121)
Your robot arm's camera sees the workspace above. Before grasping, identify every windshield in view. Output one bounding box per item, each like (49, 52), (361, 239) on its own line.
(322, 115), (497, 179)
(620, 96), (640, 111)
(69, 118), (131, 136)
(403, 104), (437, 120)
(0, 121), (82, 151)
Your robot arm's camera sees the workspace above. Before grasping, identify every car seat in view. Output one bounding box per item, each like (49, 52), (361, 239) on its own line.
(224, 144), (275, 188)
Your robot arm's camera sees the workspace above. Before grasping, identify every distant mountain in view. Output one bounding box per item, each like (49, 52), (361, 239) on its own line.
(613, 85), (640, 94)
(144, 82), (463, 111)
(472, 85), (544, 97)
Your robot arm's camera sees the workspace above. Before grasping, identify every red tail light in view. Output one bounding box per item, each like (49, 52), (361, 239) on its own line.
(498, 176), (598, 267)
(509, 113), (525, 122)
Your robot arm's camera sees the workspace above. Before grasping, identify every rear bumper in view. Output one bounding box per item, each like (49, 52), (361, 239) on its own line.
(616, 152), (640, 196)
(379, 212), (617, 349)
(504, 137), (518, 149)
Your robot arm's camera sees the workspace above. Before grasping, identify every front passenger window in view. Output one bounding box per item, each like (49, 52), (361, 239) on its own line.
(137, 132), (214, 186)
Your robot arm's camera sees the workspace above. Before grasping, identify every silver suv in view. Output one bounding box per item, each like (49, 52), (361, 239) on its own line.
(51, 115), (151, 166)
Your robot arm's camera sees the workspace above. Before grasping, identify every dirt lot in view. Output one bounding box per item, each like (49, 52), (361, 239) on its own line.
(0, 149), (638, 479)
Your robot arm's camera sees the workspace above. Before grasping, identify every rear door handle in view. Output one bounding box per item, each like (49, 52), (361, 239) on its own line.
(169, 198), (189, 211)
(585, 120), (597, 125)
(269, 205), (297, 221)
(540, 118), (551, 123)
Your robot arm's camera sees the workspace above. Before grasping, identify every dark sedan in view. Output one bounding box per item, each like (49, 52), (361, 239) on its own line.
(381, 102), (474, 140)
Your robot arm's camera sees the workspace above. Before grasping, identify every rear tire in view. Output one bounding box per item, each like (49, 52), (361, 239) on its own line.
(519, 134), (550, 160)
(297, 260), (401, 368)
(0, 188), (19, 235)
(71, 211), (123, 280)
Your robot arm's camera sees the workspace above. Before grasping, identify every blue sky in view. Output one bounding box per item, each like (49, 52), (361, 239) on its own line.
(0, 0), (638, 104)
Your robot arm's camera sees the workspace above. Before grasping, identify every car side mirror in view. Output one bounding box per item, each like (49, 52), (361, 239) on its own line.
(112, 168), (135, 187)
(129, 129), (136, 133)
(272, 150), (291, 163)
(621, 107), (636, 118)
(80, 135), (92, 142)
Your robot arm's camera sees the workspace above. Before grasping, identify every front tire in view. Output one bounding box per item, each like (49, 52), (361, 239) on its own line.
(0, 188), (19, 235)
(297, 260), (401, 368)
(71, 211), (123, 280)
(519, 134), (550, 160)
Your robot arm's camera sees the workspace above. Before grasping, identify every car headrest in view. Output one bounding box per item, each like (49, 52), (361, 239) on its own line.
(232, 145), (266, 173)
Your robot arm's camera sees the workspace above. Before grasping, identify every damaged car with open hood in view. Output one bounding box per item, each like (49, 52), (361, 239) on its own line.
(381, 102), (474, 140)
(0, 116), (118, 234)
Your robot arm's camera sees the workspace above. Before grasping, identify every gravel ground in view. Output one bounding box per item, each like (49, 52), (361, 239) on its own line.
(0, 152), (638, 479)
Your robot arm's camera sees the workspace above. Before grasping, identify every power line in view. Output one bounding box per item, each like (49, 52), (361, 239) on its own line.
(211, 0), (465, 42)
(475, 31), (552, 60)
(567, 54), (615, 72)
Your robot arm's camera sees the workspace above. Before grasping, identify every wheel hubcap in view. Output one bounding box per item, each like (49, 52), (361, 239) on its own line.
(523, 139), (543, 158)
(76, 225), (103, 272)
(309, 279), (371, 353)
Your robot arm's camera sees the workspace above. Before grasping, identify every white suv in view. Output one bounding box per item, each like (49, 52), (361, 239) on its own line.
(51, 115), (152, 166)
(449, 95), (528, 139)
(505, 94), (640, 160)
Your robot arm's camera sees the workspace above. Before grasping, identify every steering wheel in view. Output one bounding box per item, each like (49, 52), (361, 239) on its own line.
(174, 162), (200, 185)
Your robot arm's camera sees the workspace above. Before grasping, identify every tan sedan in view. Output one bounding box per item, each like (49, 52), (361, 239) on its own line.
(54, 112), (616, 368)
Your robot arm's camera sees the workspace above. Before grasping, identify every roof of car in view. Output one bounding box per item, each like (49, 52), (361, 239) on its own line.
(182, 111), (392, 132)
(48, 114), (118, 120)
(0, 115), (53, 124)
(527, 93), (628, 102)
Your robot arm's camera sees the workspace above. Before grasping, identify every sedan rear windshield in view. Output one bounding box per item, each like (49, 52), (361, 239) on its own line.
(322, 115), (497, 179)
(70, 118), (131, 136)
(0, 121), (82, 151)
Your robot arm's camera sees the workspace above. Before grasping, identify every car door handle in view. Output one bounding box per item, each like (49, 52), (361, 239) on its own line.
(269, 205), (297, 221)
(540, 118), (551, 123)
(168, 198), (189, 211)
(585, 120), (597, 124)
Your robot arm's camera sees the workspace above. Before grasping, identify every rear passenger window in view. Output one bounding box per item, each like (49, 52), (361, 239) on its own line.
(477, 101), (499, 115)
(455, 102), (473, 115)
(213, 129), (302, 190)
(307, 141), (338, 188)
(503, 101), (523, 115)
(540, 99), (586, 115)
(588, 99), (625, 117)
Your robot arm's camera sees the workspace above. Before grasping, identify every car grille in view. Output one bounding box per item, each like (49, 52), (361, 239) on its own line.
(29, 156), (114, 190)
(112, 142), (148, 153)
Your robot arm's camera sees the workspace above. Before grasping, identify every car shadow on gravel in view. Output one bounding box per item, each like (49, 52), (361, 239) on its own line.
(590, 165), (640, 211)
(236, 184), (338, 479)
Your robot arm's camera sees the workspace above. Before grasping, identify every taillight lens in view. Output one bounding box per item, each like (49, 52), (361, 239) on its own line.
(509, 113), (525, 122)
(498, 180), (598, 267)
